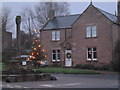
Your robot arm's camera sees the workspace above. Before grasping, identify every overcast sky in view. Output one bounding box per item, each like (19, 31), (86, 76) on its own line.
(2, 1), (118, 38)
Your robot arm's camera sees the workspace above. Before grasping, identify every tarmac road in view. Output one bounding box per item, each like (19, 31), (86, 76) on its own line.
(1, 74), (119, 89)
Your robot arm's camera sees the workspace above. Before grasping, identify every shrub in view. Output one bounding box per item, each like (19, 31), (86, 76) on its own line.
(74, 64), (114, 71)
(2, 51), (17, 61)
(51, 63), (61, 67)
(110, 40), (120, 72)
(110, 60), (119, 71)
(74, 64), (95, 70)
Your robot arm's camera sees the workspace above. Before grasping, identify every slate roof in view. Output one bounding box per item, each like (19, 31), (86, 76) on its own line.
(43, 14), (80, 30)
(97, 8), (117, 22)
(42, 5), (117, 30)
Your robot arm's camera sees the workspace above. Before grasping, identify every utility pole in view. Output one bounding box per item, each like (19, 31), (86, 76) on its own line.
(15, 16), (21, 54)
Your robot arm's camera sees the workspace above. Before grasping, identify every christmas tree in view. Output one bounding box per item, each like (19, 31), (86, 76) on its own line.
(31, 30), (46, 67)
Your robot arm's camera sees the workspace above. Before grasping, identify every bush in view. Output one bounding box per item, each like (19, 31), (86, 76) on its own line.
(110, 40), (120, 72)
(110, 60), (119, 71)
(74, 64), (114, 71)
(2, 51), (18, 61)
(51, 63), (61, 67)
(3, 69), (42, 74)
(74, 64), (95, 70)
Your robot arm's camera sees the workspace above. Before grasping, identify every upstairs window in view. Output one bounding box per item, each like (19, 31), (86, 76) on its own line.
(86, 25), (97, 38)
(52, 31), (60, 41)
(52, 31), (56, 41)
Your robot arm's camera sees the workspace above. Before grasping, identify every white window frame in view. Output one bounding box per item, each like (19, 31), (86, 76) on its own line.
(52, 50), (60, 62)
(52, 31), (56, 41)
(87, 48), (97, 61)
(92, 48), (97, 61)
(22, 61), (27, 66)
(86, 25), (97, 38)
(87, 48), (92, 61)
(56, 50), (60, 61)
(86, 26), (91, 38)
(56, 31), (60, 41)
(52, 31), (60, 41)
(92, 26), (97, 37)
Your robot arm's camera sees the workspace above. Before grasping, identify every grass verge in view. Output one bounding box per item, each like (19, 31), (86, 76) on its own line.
(0, 62), (5, 71)
(33, 67), (101, 74)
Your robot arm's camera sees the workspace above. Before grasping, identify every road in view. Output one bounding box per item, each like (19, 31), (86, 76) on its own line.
(1, 74), (118, 89)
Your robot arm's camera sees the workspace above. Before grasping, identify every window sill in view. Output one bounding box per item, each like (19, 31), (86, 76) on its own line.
(86, 59), (98, 62)
(52, 61), (61, 63)
(51, 40), (60, 42)
(86, 60), (92, 62)
(85, 37), (98, 39)
(93, 60), (98, 62)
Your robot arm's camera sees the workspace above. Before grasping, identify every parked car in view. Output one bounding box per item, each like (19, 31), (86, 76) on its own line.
(37, 60), (48, 67)
(15, 55), (35, 60)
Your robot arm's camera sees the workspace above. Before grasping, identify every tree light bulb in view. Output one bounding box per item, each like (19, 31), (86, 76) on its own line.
(38, 45), (41, 47)
(31, 53), (34, 55)
(34, 48), (37, 50)
(42, 49), (45, 52)
(33, 57), (35, 59)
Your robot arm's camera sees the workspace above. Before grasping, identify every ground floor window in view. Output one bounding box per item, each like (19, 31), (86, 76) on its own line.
(87, 48), (97, 61)
(52, 50), (60, 62)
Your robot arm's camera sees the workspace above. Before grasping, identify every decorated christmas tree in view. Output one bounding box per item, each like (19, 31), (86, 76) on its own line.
(30, 30), (46, 67)
(31, 38), (46, 61)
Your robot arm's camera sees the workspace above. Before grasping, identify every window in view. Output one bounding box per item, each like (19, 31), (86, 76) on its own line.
(52, 50), (60, 61)
(52, 31), (56, 41)
(56, 31), (60, 40)
(92, 48), (97, 60)
(86, 26), (91, 38)
(86, 25), (97, 38)
(92, 26), (97, 37)
(52, 50), (56, 61)
(52, 31), (60, 41)
(87, 48), (92, 61)
(22, 61), (27, 65)
(87, 48), (97, 61)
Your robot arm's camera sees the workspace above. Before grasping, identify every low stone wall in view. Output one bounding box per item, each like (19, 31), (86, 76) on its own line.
(4, 60), (33, 70)
(2, 73), (57, 82)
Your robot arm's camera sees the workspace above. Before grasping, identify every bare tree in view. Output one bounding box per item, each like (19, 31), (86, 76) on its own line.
(35, 2), (70, 26)
(20, 7), (37, 49)
(1, 7), (12, 32)
(20, 2), (70, 32)
(20, 2), (70, 48)
(20, 7), (35, 33)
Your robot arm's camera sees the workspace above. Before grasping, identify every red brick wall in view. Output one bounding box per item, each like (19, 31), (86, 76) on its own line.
(40, 29), (72, 66)
(71, 5), (116, 66)
(40, 5), (119, 67)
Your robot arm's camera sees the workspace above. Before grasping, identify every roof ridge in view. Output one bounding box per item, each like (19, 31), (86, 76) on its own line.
(96, 7), (117, 17)
(54, 14), (81, 18)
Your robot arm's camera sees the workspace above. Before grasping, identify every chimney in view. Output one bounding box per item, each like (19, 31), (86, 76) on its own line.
(118, 0), (120, 23)
(48, 9), (55, 19)
(48, 3), (55, 19)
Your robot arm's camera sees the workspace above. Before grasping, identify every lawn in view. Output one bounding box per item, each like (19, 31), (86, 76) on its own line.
(0, 62), (5, 71)
(33, 67), (101, 74)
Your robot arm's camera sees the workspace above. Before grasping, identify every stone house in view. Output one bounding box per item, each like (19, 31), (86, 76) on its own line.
(2, 31), (12, 52)
(40, 3), (120, 67)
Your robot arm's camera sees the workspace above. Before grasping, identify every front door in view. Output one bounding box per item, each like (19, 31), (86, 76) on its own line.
(65, 50), (72, 67)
